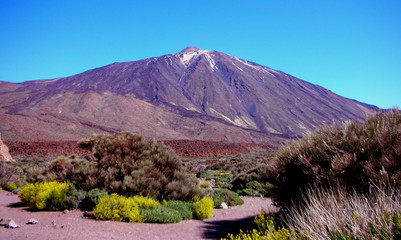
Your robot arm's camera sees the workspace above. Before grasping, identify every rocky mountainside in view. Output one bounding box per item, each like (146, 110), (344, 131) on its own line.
(0, 47), (378, 145)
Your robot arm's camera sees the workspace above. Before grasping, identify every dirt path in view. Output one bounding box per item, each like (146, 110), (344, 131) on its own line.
(0, 191), (276, 240)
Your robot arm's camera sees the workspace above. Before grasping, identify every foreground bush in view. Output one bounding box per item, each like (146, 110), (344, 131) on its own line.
(274, 109), (401, 207)
(47, 132), (204, 201)
(19, 181), (83, 210)
(192, 196), (214, 220)
(212, 189), (244, 207)
(93, 194), (144, 222)
(284, 184), (401, 240)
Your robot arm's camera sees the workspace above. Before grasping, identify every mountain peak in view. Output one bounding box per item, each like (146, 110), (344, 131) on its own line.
(180, 46), (201, 53)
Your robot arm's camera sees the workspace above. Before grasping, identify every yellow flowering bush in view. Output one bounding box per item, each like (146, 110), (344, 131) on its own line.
(93, 194), (144, 222)
(223, 214), (305, 240)
(192, 196), (214, 220)
(19, 181), (70, 210)
(131, 195), (160, 209)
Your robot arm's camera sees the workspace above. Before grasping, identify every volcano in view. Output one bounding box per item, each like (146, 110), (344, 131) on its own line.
(0, 47), (378, 145)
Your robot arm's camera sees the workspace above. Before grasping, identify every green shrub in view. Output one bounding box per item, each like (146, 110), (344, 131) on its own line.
(273, 109), (401, 207)
(166, 200), (193, 220)
(73, 132), (204, 201)
(140, 205), (182, 223)
(212, 189), (244, 208)
(192, 196), (214, 220)
(79, 188), (109, 211)
(19, 181), (81, 210)
(93, 194), (144, 222)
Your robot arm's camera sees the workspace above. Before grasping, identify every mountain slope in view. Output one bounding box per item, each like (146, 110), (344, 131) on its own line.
(0, 47), (378, 144)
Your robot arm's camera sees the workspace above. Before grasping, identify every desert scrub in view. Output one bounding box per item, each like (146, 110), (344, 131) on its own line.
(273, 109), (401, 207)
(19, 181), (82, 210)
(223, 214), (304, 240)
(47, 156), (99, 190)
(75, 132), (204, 201)
(140, 205), (182, 223)
(212, 188), (244, 207)
(192, 196), (214, 219)
(93, 194), (144, 222)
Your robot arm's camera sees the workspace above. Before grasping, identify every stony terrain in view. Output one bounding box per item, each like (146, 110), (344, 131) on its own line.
(0, 191), (276, 240)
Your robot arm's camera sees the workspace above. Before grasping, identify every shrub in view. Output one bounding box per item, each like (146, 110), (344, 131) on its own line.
(0, 161), (25, 188)
(231, 164), (276, 197)
(93, 194), (144, 222)
(140, 205), (182, 223)
(19, 181), (82, 210)
(5, 182), (18, 191)
(222, 214), (304, 240)
(166, 200), (193, 220)
(74, 132), (204, 201)
(192, 196), (214, 220)
(47, 156), (99, 190)
(212, 189), (244, 207)
(131, 195), (160, 209)
(273, 109), (401, 207)
(79, 188), (109, 211)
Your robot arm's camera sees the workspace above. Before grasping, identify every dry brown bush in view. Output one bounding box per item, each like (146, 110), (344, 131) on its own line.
(273, 109), (401, 207)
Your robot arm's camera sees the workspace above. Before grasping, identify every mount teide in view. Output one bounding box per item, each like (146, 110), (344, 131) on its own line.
(0, 47), (378, 145)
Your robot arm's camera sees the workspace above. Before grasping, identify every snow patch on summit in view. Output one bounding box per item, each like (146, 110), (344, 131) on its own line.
(179, 52), (199, 65)
(177, 48), (218, 71)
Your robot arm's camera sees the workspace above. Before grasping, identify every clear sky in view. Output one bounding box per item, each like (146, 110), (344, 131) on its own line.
(1, 0), (400, 109)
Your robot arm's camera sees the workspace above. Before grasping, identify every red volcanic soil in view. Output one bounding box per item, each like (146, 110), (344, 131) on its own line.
(162, 140), (276, 158)
(6, 140), (276, 161)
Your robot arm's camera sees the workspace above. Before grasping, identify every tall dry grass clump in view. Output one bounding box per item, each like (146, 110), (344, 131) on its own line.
(285, 184), (401, 240)
(273, 109), (401, 207)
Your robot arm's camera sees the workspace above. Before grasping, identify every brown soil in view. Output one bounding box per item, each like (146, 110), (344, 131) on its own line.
(6, 140), (276, 161)
(0, 191), (277, 240)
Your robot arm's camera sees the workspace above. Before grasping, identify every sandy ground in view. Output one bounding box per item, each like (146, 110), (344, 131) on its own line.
(0, 191), (276, 240)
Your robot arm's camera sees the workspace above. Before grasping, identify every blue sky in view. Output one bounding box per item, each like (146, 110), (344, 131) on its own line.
(1, 0), (400, 109)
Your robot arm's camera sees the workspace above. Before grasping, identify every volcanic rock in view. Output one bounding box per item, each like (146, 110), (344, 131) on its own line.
(0, 133), (14, 162)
